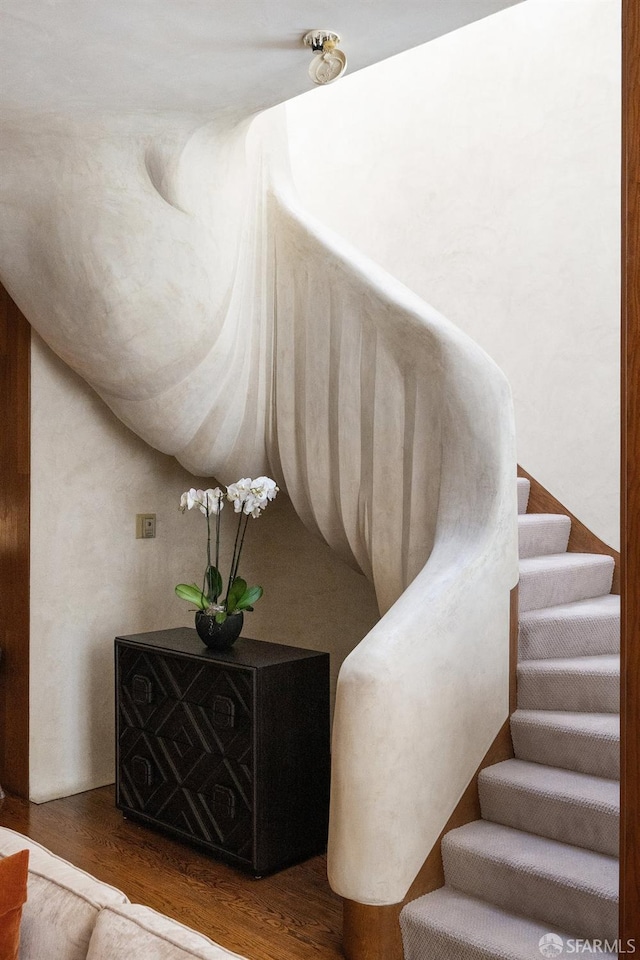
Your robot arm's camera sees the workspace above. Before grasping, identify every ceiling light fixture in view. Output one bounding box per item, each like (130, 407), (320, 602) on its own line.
(302, 30), (347, 85)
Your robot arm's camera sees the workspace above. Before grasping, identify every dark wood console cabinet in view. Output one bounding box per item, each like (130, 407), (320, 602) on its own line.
(115, 629), (330, 875)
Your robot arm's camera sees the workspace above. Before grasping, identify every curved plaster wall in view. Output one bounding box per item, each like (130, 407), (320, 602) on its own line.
(0, 114), (273, 480)
(287, 0), (621, 549)
(268, 176), (517, 902)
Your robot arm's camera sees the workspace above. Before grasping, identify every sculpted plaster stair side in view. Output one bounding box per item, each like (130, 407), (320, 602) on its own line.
(0, 115), (273, 480)
(0, 106), (519, 908)
(267, 156), (518, 904)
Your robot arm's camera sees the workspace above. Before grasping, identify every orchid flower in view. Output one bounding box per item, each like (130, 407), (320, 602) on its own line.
(175, 476), (279, 623)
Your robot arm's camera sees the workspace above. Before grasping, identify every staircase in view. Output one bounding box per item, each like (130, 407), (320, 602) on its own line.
(400, 477), (620, 959)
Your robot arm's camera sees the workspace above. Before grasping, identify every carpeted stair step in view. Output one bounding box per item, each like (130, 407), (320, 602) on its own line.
(479, 759), (618, 857)
(519, 594), (620, 660)
(400, 480), (621, 958)
(441, 820), (618, 941)
(517, 655), (620, 713)
(518, 554), (614, 613)
(400, 887), (616, 960)
(518, 514), (571, 559)
(510, 710), (619, 780)
(517, 477), (530, 515)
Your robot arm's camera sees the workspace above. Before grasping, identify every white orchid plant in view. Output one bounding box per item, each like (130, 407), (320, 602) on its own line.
(175, 477), (279, 624)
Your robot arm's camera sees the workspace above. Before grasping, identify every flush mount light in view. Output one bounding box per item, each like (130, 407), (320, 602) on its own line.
(302, 29), (347, 85)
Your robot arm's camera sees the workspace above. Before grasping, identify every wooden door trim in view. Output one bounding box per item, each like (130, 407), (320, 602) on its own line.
(621, 0), (639, 939)
(0, 284), (30, 797)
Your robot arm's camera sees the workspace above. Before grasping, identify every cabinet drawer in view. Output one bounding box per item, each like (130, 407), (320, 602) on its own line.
(117, 727), (253, 860)
(117, 645), (253, 758)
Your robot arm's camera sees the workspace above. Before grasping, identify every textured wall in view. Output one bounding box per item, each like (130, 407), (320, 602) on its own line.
(287, 0), (621, 548)
(29, 333), (379, 802)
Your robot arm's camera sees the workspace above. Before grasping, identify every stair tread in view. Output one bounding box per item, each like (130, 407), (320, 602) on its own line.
(518, 654), (619, 676)
(480, 759), (619, 811)
(519, 593), (619, 624)
(444, 820), (618, 896)
(401, 888), (616, 960)
(512, 710), (619, 738)
(518, 513), (571, 526)
(519, 553), (615, 574)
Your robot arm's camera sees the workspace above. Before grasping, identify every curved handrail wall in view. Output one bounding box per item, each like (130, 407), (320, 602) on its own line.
(268, 167), (518, 905)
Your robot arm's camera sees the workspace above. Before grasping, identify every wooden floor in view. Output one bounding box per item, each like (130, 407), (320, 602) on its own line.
(0, 785), (344, 960)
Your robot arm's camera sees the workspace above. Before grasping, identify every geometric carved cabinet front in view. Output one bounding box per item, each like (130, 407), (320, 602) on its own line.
(115, 628), (330, 875)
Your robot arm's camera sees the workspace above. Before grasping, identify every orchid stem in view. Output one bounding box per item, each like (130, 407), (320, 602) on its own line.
(203, 506), (212, 600)
(232, 514), (251, 585)
(214, 493), (222, 601)
(226, 509), (244, 604)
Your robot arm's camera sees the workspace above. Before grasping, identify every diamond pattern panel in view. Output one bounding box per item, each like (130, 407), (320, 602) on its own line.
(117, 647), (252, 759)
(118, 726), (253, 860)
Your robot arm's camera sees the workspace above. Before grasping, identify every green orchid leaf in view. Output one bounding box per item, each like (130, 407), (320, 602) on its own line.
(235, 585), (263, 611)
(175, 584), (208, 610)
(215, 611), (227, 624)
(226, 577), (247, 613)
(206, 565), (223, 601)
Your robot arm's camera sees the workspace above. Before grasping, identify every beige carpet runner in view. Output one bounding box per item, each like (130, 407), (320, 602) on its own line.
(400, 477), (619, 959)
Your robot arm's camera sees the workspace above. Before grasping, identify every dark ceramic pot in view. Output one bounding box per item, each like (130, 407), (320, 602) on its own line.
(194, 610), (243, 649)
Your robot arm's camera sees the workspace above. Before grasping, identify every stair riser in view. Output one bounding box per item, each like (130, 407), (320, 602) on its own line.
(517, 479), (530, 515)
(517, 672), (620, 714)
(400, 889), (618, 960)
(479, 781), (619, 858)
(519, 563), (614, 613)
(442, 843), (618, 942)
(511, 722), (620, 780)
(519, 615), (620, 660)
(401, 922), (549, 960)
(518, 518), (571, 559)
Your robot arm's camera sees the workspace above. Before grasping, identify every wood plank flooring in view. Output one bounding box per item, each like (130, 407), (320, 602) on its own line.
(0, 786), (343, 960)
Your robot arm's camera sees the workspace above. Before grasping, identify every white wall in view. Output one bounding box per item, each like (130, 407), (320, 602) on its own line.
(287, 0), (621, 549)
(30, 333), (378, 802)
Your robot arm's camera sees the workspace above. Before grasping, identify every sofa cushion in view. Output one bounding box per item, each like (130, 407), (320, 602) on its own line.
(0, 827), (128, 960)
(86, 903), (248, 960)
(0, 849), (29, 960)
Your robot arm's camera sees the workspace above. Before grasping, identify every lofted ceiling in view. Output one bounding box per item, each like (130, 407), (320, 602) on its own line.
(1, 0), (521, 121)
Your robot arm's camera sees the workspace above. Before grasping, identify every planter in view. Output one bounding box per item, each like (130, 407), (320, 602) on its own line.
(194, 610), (243, 650)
